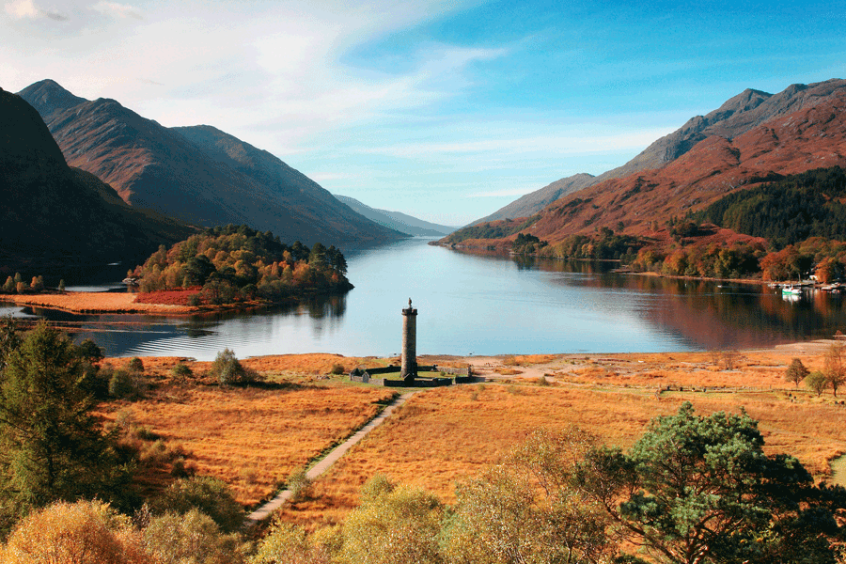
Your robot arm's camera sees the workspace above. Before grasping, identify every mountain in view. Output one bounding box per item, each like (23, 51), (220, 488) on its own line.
(18, 80), (405, 247)
(445, 84), (846, 248)
(332, 195), (455, 236)
(476, 79), (846, 224)
(0, 87), (195, 272)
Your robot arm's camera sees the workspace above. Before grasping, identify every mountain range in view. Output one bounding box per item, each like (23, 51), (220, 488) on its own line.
(0, 87), (195, 273)
(17, 80), (405, 248)
(332, 195), (455, 237)
(477, 79), (846, 225)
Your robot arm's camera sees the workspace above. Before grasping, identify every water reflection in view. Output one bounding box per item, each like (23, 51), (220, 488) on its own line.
(3, 239), (846, 359)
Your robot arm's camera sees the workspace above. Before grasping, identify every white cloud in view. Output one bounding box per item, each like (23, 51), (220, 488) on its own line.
(4, 0), (65, 20)
(5, 0), (38, 18)
(92, 1), (141, 19)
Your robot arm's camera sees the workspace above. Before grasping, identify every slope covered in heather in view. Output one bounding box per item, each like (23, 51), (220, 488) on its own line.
(476, 79), (846, 224)
(445, 85), (846, 248)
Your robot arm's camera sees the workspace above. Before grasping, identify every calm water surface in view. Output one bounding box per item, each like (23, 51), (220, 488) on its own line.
(5, 238), (846, 360)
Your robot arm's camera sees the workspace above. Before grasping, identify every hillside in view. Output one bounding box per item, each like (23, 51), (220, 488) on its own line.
(18, 80), (405, 247)
(0, 88), (195, 273)
(333, 194), (455, 236)
(445, 86), (846, 248)
(476, 79), (846, 224)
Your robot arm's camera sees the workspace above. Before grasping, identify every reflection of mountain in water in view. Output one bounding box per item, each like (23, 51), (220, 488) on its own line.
(519, 256), (846, 348)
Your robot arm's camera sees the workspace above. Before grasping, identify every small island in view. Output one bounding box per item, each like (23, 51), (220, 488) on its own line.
(1, 224), (353, 315)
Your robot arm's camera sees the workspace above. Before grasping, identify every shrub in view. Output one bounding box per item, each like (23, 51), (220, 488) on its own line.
(2, 500), (150, 564)
(109, 369), (145, 399)
(151, 476), (245, 534)
(806, 371), (828, 396)
(172, 363), (193, 380)
(210, 348), (262, 386)
(287, 468), (312, 502)
(329, 363), (345, 375)
(252, 521), (340, 564)
(142, 509), (245, 564)
(128, 357), (144, 372)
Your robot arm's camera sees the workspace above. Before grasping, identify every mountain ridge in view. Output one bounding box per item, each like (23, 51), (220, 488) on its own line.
(332, 194), (455, 237)
(0, 87), (195, 272)
(475, 79), (846, 224)
(444, 85), (846, 248)
(18, 79), (405, 248)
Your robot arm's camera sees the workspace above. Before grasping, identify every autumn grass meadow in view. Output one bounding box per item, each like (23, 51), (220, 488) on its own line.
(99, 343), (846, 527)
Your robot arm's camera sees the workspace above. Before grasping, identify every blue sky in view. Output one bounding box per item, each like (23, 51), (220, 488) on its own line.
(2, 0), (845, 225)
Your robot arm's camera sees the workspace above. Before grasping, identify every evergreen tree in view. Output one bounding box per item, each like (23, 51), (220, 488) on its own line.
(577, 402), (846, 564)
(0, 323), (132, 510)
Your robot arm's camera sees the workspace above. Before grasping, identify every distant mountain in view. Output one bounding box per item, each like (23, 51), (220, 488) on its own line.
(18, 80), (405, 247)
(332, 195), (455, 236)
(445, 85), (846, 247)
(472, 173), (595, 225)
(476, 79), (846, 224)
(0, 87), (195, 272)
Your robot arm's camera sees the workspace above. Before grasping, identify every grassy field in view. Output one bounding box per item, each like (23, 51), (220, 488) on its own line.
(99, 356), (396, 507)
(100, 344), (846, 526)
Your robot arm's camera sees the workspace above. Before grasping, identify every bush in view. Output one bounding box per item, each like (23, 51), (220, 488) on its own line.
(329, 363), (345, 375)
(108, 369), (145, 400)
(172, 363), (193, 380)
(2, 500), (150, 564)
(287, 468), (312, 502)
(210, 348), (261, 386)
(150, 476), (245, 534)
(128, 357), (144, 372)
(142, 509), (245, 564)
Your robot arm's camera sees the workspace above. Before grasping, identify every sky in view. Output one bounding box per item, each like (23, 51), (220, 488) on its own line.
(2, 0), (846, 226)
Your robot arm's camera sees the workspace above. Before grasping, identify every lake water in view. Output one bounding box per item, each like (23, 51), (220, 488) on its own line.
(3, 237), (846, 360)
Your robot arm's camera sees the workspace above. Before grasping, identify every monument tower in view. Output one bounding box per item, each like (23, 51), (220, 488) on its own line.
(401, 298), (417, 380)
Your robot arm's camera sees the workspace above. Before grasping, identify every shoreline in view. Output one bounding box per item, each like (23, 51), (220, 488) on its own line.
(0, 290), (341, 317)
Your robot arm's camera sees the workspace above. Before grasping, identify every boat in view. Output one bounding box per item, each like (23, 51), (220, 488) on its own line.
(781, 285), (801, 295)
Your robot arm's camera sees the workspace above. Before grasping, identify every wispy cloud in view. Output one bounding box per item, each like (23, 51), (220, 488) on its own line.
(92, 1), (142, 20)
(5, 0), (66, 20)
(358, 128), (674, 159)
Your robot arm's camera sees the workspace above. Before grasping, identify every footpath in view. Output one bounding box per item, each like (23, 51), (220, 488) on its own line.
(245, 391), (415, 525)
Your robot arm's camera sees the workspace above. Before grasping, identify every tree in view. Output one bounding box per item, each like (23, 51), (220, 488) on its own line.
(0, 323), (131, 509)
(209, 348), (261, 386)
(823, 343), (846, 397)
(806, 371), (829, 396)
(443, 428), (611, 564)
(58, 279), (66, 293)
(785, 358), (809, 388)
(576, 402), (846, 564)
(338, 476), (444, 564)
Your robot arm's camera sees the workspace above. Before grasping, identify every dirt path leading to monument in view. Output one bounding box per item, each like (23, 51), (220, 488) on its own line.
(245, 391), (416, 526)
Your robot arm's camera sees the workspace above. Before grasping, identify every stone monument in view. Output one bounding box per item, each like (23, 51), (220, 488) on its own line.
(401, 298), (417, 380)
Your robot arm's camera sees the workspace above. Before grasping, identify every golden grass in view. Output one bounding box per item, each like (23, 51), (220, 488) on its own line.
(3, 292), (194, 314)
(98, 344), (846, 527)
(239, 354), (371, 376)
(273, 346), (846, 527)
(98, 359), (394, 507)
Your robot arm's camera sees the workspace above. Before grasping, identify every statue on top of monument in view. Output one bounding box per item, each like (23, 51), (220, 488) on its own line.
(408, 298), (412, 309)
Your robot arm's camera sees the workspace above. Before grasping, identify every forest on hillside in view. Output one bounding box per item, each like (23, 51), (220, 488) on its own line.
(131, 224), (352, 305)
(701, 166), (846, 248)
